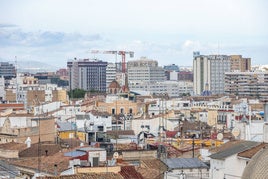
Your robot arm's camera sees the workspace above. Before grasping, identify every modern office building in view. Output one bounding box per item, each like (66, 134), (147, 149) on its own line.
(230, 55), (251, 72)
(127, 57), (166, 84)
(225, 71), (268, 100)
(0, 62), (16, 79)
(67, 58), (108, 92)
(193, 54), (231, 95)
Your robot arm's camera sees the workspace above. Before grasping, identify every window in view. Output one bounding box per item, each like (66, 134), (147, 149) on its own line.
(120, 108), (124, 114)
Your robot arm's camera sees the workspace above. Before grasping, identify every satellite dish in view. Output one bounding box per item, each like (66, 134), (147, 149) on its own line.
(232, 127), (240, 137)
(217, 133), (223, 140)
(113, 152), (119, 159)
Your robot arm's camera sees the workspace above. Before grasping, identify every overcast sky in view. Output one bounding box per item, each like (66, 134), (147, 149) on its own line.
(0, 0), (267, 68)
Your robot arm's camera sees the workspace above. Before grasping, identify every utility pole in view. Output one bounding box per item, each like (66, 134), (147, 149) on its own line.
(192, 134), (195, 158)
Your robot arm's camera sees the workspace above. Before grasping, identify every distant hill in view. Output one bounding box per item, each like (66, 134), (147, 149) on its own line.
(16, 60), (60, 73)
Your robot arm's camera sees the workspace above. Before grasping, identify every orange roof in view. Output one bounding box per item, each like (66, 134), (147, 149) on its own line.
(0, 103), (24, 110)
(238, 143), (268, 159)
(119, 166), (143, 179)
(0, 142), (27, 151)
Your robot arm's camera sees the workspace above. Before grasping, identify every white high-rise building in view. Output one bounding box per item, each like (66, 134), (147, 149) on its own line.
(193, 54), (231, 95)
(106, 63), (116, 90)
(127, 57), (166, 84)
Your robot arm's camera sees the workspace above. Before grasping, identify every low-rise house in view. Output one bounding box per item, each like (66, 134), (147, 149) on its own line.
(209, 140), (262, 179)
(56, 120), (82, 140)
(0, 114), (56, 144)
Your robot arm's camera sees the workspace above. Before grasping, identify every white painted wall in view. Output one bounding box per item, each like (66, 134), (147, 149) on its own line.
(88, 149), (106, 163)
(131, 117), (174, 136)
(170, 71), (178, 81)
(34, 101), (62, 116)
(210, 154), (247, 179)
(0, 116), (37, 128)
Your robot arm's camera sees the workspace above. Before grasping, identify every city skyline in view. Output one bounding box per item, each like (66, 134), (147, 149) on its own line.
(0, 0), (268, 68)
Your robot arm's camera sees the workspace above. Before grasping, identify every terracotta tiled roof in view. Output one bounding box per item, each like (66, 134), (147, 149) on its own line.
(0, 142), (27, 151)
(108, 80), (121, 89)
(19, 143), (62, 157)
(238, 143), (268, 159)
(0, 103), (24, 110)
(9, 151), (70, 174)
(165, 131), (178, 138)
(119, 166), (143, 179)
(137, 167), (160, 179)
(60, 138), (86, 149)
(137, 159), (167, 179)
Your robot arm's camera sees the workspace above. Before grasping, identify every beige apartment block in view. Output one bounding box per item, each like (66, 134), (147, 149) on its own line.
(52, 89), (68, 103)
(225, 71), (268, 99)
(230, 55), (251, 72)
(97, 99), (141, 116)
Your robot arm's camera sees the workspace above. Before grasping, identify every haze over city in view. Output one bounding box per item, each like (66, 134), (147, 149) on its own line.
(0, 0), (268, 67)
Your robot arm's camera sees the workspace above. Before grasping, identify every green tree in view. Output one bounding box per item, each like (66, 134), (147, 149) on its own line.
(68, 89), (87, 99)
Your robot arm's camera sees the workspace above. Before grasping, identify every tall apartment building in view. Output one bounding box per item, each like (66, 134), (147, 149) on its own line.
(127, 57), (166, 84)
(225, 71), (268, 99)
(0, 62), (16, 79)
(67, 58), (108, 92)
(193, 54), (231, 95)
(230, 55), (251, 72)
